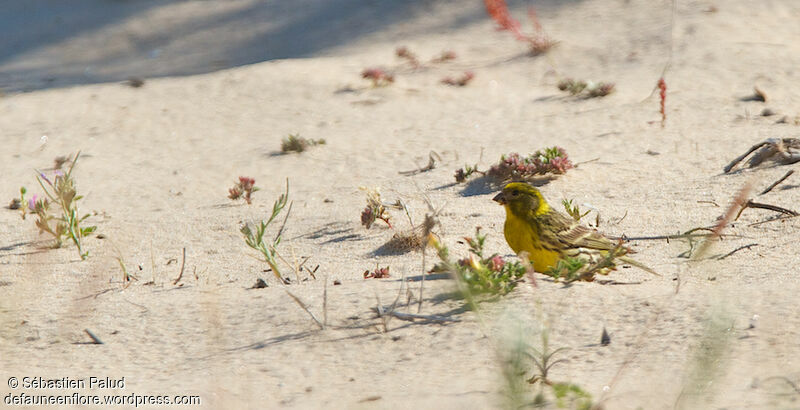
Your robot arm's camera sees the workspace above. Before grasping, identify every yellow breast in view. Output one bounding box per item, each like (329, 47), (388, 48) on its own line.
(502, 207), (561, 273)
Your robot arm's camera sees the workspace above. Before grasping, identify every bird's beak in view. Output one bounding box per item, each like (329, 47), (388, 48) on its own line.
(492, 192), (506, 205)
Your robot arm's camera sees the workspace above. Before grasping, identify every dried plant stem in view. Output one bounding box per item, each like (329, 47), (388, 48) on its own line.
(761, 376), (800, 395)
(736, 200), (798, 220)
(274, 250), (300, 282)
(716, 243), (758, 260)
(84, 329), (103, 344)
(116, 256), (136, 286)
(759, 170), (794, 195)
(375, 293), (388, 333)
(285, 290), (324, 330)
(274, 200), (294, 241)
(323, 276), (329, 328)
(693, 181), (753, 260)
(724, 142), (771, 173)
(398, 152), (440, 176)
(609, 232), (737, 242)
(172, 247), (186, 285)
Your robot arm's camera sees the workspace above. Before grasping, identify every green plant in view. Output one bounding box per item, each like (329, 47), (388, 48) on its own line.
(501, 323), (536, 409)
(430, 227), (527, 296)
(562, 199), (590, 221)
(30, 152), (96, 259)
(8, 186), (27, 219)
(281, 134), (326, 153)
(544, 243), (624, 283)
(557, 78), (615, 98)
(500, 320), (593, 409)
(544, 257), (587, 282)
(674, 305), (734, 409)
(454, 163), (482, 182)
(454, 148), (572, 183)
(241, 180), (290, 283)
(526, 329), (569, 386)
(550, 383), (593, 410)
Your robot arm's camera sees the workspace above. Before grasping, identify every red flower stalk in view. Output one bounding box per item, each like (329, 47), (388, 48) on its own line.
(431, 50), (457, 63)
(484, 1), (555, 54)
(361, 68), (394, 87)
(441, 71), (475, 87)
(484, 0), (525, 40)
(395, 46), (420, 68)
(658, 77), (667, 127)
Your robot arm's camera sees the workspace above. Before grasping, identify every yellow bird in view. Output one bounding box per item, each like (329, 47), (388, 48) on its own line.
(492, 182), (657, 277)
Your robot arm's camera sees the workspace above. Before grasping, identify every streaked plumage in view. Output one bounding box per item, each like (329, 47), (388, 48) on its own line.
(493, 182), (657, 277)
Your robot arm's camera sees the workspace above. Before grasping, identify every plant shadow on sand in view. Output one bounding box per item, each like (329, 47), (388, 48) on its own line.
(0, 241), (33, 253)
(455, 175), (556, 197)
(368, 234), (426, 256)
(293, 223), (365, 245)
(405, 273), (495, 311)
(369, 241), (411, 257)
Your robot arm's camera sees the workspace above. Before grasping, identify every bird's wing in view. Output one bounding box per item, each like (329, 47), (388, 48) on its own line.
(537, 210), (659, 276)
(539, 211), (620, 251)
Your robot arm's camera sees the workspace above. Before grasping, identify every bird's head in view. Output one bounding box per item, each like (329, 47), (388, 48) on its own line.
(492, 182), (551, 216)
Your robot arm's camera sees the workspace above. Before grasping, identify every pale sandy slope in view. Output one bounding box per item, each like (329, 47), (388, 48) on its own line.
(2, 0), (800, 409)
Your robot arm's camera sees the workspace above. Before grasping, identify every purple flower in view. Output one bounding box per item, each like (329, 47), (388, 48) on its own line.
(27, 194), (39, 211)
(39, 173), (52, 185)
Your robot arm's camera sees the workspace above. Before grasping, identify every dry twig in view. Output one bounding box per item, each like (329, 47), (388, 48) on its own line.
(693, 182), (753, 260)
(172, 247), (186, 285)
(285, 290), (325, 330)
(760, 170), (794, 195)
(716, 243), (758, 260)
(736, 200), (798, 220)
(398, 152), (441, 176)
(724, 138), (800, 173)
(83, 329), (103, 344)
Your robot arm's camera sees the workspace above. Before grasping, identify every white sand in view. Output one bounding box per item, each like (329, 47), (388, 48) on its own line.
(2, 0), (800, 408)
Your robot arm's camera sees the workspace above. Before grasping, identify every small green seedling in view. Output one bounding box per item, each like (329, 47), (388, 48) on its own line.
(241, 180), (290, 283)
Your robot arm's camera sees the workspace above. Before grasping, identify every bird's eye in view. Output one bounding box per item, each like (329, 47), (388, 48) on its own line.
(510, 190), (519, 196)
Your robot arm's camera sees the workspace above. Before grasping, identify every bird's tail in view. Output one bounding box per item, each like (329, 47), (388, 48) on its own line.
(618, 255), (660, 276)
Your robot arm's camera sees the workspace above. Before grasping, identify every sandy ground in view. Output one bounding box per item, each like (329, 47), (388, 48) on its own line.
(2, 0), (800, 409)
